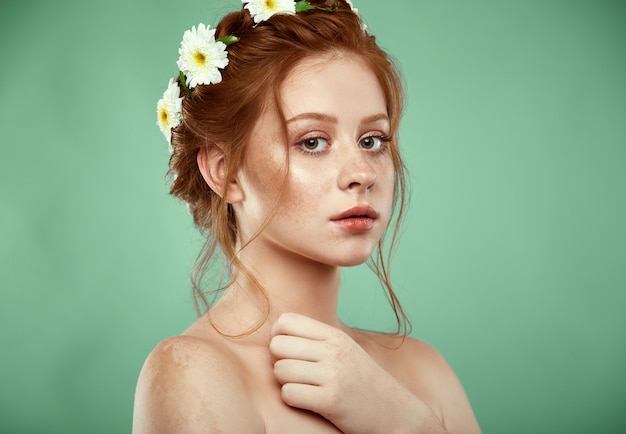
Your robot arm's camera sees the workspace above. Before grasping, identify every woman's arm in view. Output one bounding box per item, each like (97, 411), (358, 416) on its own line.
(400, 337), (482, 434)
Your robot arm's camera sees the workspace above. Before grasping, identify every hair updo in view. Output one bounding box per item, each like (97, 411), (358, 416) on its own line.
(167, 0), (410, 334)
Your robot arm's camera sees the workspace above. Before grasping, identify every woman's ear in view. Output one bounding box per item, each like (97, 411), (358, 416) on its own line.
(197, 145), (244, 204)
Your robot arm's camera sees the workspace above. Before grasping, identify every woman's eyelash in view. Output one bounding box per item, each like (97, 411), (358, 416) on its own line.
(359, 134), (392, 152)
(295, 136), (330, 154)
(293, 133), (392, 155)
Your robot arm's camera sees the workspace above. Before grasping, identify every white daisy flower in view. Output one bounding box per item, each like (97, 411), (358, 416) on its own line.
(177, 23), (229, 88)
(157, 78), (183, 149)
(242, 0), (296, 24)
(345, 0), (367, 31)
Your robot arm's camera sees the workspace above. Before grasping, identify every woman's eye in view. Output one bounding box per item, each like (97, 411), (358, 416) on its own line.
(359, 135), (389, 151)
(299, 137), (329, 153)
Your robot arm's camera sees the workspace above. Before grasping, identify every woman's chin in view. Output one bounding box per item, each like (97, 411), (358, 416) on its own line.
(333, 251), (377, 268)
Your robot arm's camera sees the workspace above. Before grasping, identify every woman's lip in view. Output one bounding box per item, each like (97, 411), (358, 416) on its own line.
(332, 217), (376, 232)
(331, 205), (379, 221)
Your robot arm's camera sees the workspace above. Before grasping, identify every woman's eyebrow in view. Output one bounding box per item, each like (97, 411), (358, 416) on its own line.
(285, 112), (389, 125)
(286, 112), (337, 124)
(361, 113), (390, 125)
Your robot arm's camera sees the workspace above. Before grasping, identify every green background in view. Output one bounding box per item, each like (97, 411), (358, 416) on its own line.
(1, 0), (624, 432)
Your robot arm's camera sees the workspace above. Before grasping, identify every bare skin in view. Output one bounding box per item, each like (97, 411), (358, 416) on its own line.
(133, 308), (480, 433)
(133, 54), (481, 433)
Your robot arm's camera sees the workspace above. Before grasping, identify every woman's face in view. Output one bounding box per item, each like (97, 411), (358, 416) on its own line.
(233, 53), (395, 267)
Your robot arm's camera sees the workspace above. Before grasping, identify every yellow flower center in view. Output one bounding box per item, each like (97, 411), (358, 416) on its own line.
(265, 0), (276, 9)
(193, 50), (206, 66)
(160, 108), (168, 124)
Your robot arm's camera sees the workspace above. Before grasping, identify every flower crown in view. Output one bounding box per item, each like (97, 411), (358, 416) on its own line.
(157, 0), (363, 149)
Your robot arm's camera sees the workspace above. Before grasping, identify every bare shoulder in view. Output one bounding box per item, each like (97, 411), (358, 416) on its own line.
(132, 333), (263, 433)
(356, 331), (482, 434)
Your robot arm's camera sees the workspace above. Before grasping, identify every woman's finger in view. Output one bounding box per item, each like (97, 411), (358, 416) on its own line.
(269, 334), (325, 361)
(279, 382), (328, 415)
(273, 358), (326, 386)
(270, 312), (336, 341)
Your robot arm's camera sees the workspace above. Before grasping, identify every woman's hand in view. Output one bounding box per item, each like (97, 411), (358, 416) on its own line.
(269, 312), (447, 434)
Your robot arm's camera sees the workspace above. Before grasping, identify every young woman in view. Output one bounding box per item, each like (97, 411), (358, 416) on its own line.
(134, 1), (481, 432)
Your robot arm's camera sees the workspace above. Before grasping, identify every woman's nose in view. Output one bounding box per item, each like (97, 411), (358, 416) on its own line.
(336, 144), (377, 192)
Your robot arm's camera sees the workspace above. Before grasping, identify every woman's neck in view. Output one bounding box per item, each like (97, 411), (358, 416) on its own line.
(209, 243), (345, 337)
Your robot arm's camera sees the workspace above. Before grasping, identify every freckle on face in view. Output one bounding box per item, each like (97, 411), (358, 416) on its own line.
(235, 54), (394, 267)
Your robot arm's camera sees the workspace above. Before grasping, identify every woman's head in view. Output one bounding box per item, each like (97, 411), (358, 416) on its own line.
(161, 0), (409, 332)
(217, 52), (396, 271)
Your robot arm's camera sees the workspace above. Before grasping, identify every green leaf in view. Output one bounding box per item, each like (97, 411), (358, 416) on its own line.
(295, 1), (336, 13)
(217, 35), (240, 46)
(179, 71), (191, 97)
(295, 0), (315, 13)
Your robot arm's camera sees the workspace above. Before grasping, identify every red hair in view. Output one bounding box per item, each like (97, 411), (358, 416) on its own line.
(167, 0), (410, 335)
